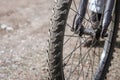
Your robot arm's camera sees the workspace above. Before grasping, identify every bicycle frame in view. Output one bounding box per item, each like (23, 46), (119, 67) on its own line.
(76, 0), (116, 37)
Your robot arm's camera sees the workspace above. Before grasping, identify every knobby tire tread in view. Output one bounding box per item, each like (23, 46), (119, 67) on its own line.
(48, 0), (72, 80)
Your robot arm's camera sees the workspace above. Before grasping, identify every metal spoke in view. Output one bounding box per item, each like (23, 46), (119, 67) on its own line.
(64, 38), (79, 68)
(63, 37), (91, 62)
(76, 37), (83, 80)
(67, 40), (97, 78)
(73, 0), (78, 11)
(67, 23), (72, 28)
(64, 33), (75, 45)
(64, 35), (79, 37)
(70, 8), (90, 22)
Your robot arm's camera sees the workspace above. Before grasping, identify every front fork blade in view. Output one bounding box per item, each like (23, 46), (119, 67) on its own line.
(102, 0), (115, 37)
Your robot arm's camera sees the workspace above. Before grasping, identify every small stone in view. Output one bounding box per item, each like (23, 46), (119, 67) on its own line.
(32, 67), (36, 70)
(10, 49), (13, 53)
(0, 24), (14, 31)
(0, 24), (7, 29)
(0, 50), (5, 54)
(6, 26), (14, 31)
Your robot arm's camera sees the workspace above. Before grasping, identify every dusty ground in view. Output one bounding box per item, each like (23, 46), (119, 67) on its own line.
(0, 0), (120, 80)
(0, 0), (50, 80)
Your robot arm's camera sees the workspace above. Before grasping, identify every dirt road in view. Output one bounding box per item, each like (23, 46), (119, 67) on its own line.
(0, 0), (120, 80)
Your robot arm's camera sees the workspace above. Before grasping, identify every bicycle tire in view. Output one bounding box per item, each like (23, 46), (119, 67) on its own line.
(47, 0), (120, 80)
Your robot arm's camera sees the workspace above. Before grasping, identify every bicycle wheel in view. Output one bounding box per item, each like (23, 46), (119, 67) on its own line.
(47, 0), (120, 80)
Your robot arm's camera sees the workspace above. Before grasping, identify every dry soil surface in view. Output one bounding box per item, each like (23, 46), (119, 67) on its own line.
(0, 0), (50, 80)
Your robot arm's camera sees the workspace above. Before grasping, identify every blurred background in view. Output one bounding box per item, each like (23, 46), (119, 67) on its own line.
(0, 0), (50, 80)
(0, 0), (120, 80)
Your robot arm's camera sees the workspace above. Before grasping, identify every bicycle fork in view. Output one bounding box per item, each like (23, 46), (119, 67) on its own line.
(101, 0), (116, 37)
(72, 0), (116, 38)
